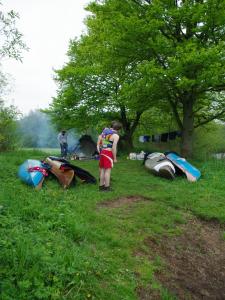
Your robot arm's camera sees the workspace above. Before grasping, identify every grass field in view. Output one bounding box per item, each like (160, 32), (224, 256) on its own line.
(0, 150), (225, 299)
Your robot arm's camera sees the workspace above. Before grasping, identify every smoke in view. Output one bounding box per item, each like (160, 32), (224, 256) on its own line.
(67, 130), (79, 153)
(18, 110), (61, 148)
(18, 110), (97, 155)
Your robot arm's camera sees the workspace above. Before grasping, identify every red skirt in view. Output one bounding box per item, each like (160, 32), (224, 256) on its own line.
(99, 150), (114, 169)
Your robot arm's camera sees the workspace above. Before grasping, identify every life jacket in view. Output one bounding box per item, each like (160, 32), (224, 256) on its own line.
(101, 128), (116, 149)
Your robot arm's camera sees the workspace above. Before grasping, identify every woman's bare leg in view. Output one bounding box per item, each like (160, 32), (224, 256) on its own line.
(104, 168), (111, 187)
(99, 168), (105, 186)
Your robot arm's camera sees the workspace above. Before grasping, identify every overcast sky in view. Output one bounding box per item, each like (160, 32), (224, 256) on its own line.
(2, 0), (88, 115)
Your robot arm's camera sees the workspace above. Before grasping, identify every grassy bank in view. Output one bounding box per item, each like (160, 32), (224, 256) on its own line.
(0, 150), (225, 299)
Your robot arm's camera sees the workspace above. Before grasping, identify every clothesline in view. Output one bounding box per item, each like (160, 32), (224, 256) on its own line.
(139, 130), (181, 143)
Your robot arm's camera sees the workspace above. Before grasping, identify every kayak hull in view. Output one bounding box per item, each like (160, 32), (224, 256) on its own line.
(145, 153), (175, 180)
(18, 160), (44, 187)
(166, 152), (201, 182)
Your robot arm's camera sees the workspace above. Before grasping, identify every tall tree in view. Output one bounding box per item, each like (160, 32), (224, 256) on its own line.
(134, 0), (225, 156)
(49, 0), (225, 156)
(85, 0), (225, 156)
(47, 1), (158, 149)
(49, 60), (154, 148)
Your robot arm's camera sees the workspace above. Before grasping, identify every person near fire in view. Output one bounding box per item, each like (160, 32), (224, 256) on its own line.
(58, 130), (68, 158)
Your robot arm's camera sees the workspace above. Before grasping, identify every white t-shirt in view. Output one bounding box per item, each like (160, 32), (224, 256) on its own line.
(58, 132), (68, 144)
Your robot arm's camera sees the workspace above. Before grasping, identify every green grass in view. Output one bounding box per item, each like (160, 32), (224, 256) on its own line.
(0, 150), (225, 299)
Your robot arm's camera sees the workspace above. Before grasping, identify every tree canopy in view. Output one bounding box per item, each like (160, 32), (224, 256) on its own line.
(48, 0), (225, 156)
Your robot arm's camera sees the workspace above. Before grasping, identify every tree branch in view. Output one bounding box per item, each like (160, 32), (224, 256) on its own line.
(119, 105), (130, 130)
(205, 85), (225, 93)
(168, 98), (183, 130)
(194, 108), (225, 128)
(130, 110), (143, 134)
(131, 0), (151, 8)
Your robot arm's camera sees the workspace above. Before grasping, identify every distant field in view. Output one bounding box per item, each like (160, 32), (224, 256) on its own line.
(1, 150), (225, 300)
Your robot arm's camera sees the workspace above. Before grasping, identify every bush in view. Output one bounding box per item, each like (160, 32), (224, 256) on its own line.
(193, 122), (225, 158)
(0, 103), (20, 151)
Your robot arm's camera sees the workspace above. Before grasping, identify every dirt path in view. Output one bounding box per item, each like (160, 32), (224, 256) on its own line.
(98, 196), (225, 299)
(98, 195), (149, 209)
(137, 218), (225, 299)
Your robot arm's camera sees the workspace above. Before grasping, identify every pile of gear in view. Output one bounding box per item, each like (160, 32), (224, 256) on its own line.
(128, 151), (201, 182)
(128, 151), (145, 160)
(18, 156), (96, 189)
(144, 152), (201, 182)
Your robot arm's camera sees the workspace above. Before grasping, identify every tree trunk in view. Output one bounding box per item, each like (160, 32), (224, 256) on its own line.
(119, 133), (134, 151)
(119, 105), (143, 151)
(181, 97), (194, 158)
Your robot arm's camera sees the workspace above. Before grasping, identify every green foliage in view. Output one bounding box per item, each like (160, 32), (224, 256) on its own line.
(47, 1), (161, 148)
(0, 102), (20, 151)
(47, 0), (225, 156)
(0, 150), (225, 299)
(0, 2), (27, 152)
(223, 232), (225, 241)
(0, 68), (8, 99)
(194, 122), (225, 157)
(0, 2), (27, 60)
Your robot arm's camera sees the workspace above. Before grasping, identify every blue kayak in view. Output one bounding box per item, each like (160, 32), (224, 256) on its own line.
(166, 152), (201, 182)
(18, 159), (46, 187)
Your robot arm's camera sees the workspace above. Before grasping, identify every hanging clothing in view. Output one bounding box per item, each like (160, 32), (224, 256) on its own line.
(161, 133), (169, 142)
(154, 135), (161, 142)
(151, 130), (181, 143)
(144, 135), (150, 142)
(168, 131), (181, 140)
(139, 135), (150, 143)
(168, 131), (177, 140)
(139, 136), (145, 143)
